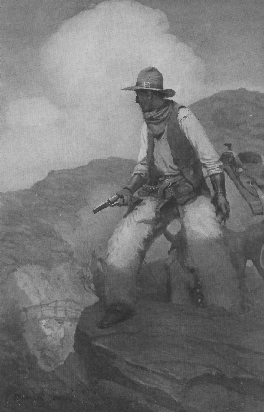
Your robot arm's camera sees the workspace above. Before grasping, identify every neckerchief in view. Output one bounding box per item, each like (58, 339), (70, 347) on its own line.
(143, 99), (174, 139)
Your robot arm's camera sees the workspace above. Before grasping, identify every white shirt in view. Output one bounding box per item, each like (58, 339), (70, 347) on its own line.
(133, 107), (222, 178)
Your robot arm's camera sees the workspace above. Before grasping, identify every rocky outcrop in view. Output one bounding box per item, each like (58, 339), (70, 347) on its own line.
(0, 158), (135, 374)
(6, 263), (97, 371)
(77, 300), (264, 412)
(190, 88), (264, 155)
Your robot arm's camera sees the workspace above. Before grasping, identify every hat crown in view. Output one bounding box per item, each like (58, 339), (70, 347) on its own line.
(136, 67), (163, 90)
(121, 66), (175, 97)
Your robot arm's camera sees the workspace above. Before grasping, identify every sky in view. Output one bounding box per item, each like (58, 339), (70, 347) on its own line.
(0, 0), (264, 191)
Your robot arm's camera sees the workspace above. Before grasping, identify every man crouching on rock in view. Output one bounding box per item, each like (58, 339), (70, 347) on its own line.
(98, 67), (241, 329)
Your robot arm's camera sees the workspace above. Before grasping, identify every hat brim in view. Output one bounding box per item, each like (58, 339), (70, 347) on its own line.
(121, 86), (175, 98)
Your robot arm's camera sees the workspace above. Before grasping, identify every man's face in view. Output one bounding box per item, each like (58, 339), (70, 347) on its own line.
(135, 90), (153, 113)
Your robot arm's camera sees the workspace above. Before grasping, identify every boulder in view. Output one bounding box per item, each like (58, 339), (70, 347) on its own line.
(5, 263), (97, 371)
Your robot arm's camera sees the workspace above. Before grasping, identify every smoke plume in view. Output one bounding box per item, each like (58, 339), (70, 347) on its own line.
(1, 0), (206, 191)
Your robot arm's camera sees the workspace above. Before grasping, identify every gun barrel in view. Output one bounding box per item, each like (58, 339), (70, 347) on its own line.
(93, 194), (120, 214)
(93, 202), (109, 214)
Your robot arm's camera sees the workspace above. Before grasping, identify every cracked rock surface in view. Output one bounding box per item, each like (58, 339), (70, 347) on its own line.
(77, 300), (264, 412)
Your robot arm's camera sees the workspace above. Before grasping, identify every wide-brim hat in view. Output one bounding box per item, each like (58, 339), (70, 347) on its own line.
(122, 67), (175, 98)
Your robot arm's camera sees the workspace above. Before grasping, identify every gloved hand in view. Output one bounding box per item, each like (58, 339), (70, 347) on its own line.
(116, 187), (136, 206)
(212, 193), (230, 223)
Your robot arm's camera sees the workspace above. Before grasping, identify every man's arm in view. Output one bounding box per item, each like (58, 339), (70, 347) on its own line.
(178, 108), (222, 176)
(178, 108), (230, 222)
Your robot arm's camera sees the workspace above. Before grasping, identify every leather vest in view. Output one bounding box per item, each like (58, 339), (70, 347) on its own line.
(147, 102), (209, 197)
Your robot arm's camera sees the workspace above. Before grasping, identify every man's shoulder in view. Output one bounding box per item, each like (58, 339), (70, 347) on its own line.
(172, 104), (192, 122)
(170, 101), (189, 113)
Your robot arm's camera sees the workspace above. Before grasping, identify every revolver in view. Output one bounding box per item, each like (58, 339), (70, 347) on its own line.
(93, 194), (120, 214)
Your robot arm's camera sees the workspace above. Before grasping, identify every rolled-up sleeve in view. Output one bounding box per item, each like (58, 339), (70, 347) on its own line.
(178, 108), (223, 176)
(132, 122), (149, 178)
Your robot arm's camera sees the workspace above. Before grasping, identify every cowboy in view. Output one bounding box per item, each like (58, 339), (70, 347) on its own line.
(98, 67), (234, 329)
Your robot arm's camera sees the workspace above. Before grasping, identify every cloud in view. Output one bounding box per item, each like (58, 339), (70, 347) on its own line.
(42, 0), (206, 104)
(6, 97), (61, 127)
(0, 0), (207, 191)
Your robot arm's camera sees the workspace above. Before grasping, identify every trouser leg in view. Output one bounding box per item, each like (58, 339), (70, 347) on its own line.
(164, 246), (196, 305)
(180, 195), (242, 311)
(104, 198), (174, 307)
